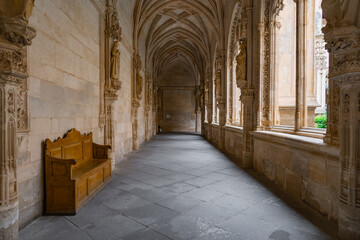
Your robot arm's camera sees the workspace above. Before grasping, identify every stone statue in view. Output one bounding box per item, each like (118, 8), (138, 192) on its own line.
(236, 39), (247, 88)
(215, 56), (222, 98)
(110, 41), (120, 81)
(136, 72), (143, 100)
(110, 41), (121, 90)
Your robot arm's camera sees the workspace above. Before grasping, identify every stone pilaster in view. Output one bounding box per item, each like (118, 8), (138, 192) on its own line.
(145, 75), (152, 140)
(206, 68), (213, 140)
(215, 51), (226, 150)
(104, 1), (122, 166)
(322, 1), (360, 238)
(0, 1), (36, 238)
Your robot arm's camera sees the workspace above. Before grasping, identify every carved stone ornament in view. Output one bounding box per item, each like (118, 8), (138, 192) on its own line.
(146, 82), (152, 110)
(261, 0), (271, 124)
(0, 17), (36, 47)
(136, 71), (143, 101)
(0, 49), (27, 76)
(240, 88), (255, 102)
(104, 87), (118, 101)
(215, 53), (223, 100)
(105, 6), (122, 41)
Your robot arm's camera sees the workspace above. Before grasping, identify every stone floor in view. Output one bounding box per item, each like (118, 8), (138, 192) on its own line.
(20, 133), (337, 240)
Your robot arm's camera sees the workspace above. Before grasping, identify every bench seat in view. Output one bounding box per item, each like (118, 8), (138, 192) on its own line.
(45, 129), (112, 214)
(72, 159), (109, 179)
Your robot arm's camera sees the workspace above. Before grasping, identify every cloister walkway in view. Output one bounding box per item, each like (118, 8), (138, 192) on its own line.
(20, 133), (337, 240)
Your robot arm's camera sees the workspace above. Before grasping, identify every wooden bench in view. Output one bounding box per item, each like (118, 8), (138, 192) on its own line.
(45, 128), (112, 214)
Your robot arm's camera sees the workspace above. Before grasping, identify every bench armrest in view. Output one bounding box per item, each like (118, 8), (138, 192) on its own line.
(45, 155), (77, 180)
(92, 143), (111, 159)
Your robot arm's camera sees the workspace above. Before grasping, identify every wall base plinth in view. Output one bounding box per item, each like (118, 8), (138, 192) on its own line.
(0, 202), (19, 240)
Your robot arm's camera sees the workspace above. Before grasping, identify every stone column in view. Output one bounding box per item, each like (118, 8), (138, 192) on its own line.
(145, 77), (152, 141)
(153, 87), (158, 135)
(0, 1), (36, 238)
(236, 4), (254, 168)
(215, 51), (226, 150)
(322, 1), (360, 239)
(295, 0), (307, 131)
(206, 68), (213, 140)
(240, 88), (255, 168)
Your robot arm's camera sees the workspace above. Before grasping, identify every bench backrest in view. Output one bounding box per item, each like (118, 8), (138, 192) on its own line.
(45, 129), (93, 166)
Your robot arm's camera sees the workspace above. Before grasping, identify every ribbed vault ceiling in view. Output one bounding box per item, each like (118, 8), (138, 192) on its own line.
(133, 0), (225, 83)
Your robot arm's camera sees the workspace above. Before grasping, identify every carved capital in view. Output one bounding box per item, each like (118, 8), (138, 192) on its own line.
(240, 88), (255, 102)
(104, 87), (118, 102)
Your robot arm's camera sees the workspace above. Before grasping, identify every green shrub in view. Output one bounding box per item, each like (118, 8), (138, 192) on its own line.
(315, 113), (327, 128)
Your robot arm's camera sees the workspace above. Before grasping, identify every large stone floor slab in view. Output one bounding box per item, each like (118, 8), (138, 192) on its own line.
(20, 133), (337, 240)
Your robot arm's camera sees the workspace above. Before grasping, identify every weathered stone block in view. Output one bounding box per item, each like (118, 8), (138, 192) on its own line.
(291, 151), (309, 177)
(275, 165), (286, 189)
(276, 149), (292, 169)
(285, 171), (303, 200)
(302, 178), (330, 216)
(55, 43), (75, 74)
(31, 118), (51, 135)
(262, 158), (275, 181)
(41, 81), (64, 101)
(29, 97), (55, 118)
(309, 156), (326, 184)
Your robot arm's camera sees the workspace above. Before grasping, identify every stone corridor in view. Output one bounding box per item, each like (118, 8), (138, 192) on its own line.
(20, 134), (337, 240)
